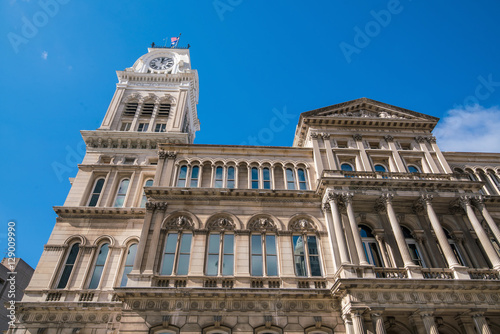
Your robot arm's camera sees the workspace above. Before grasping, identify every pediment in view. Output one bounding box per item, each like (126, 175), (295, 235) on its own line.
(301, 98), (438, 122)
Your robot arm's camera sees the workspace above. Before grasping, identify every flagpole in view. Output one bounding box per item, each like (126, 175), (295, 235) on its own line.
(175, 33), (182, 48)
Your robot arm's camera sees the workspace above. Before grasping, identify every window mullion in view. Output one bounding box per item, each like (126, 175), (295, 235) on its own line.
(303, 234), (310, 277)
(219, 233), (223, 276)
(262, 234), (267, 276)
(174, 233), (182, 275)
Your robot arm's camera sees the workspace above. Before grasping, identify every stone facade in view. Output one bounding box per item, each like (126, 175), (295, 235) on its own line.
(10, 47), (500, 334)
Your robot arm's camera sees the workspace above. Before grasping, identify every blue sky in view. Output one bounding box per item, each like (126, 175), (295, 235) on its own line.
(2, 0), (500, 268)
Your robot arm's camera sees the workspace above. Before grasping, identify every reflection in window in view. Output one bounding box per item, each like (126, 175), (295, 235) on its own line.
(359, 225), (384, 267)
(252, 167), (259, 189)
(120, 243), (137, 287)
(89, 243), (109, 289)
(114, 179), (130, 207)
(402, 226), (426, 267)
(215, 167), (223, 188)
(292, 235), (321, 276)
(263, 168), (271, 189)
(57, 243), (80, 289)
(297, 168), (307, 190)
(190, 166), (200, 187)
(177, 166), (188, 187)
(286, 168), (295, 190)
(161, 233), (192, 275)
(251, 234), (277, 276)
(140, 179), (154, 207)
(88, 178), (105, 207)
(206, 233), (234, 276)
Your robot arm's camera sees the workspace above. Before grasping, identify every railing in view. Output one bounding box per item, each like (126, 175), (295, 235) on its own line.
(374, 268), (408, 278)
(328, 170), (455, 181)
(79, 292), (94, 302)
(422, 268), (454, 279)
(468, 268), (500, 280)
(45, 292), (62, 301)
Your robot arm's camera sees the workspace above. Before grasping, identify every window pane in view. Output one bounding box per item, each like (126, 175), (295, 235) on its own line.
(67, 243), (80, 264)
(251, 255), (263, 276)
(252, 181), (259, 189)
(252, 167), (259, 179)
(223, 234), (234, 254)
(309, 255), (321, 276)
(164, 233), (178, 253)
(180, 234), (192, 253)
(266, 235), (277, 255)
(227, 167), (235, 179)
(208, 234), (221, 253)
(57, 266), (73, 289)
(292, 236), (305, 255)
(374, 165), (386, 172)
(145, 179), (153, 187)
(341, 164), (353, 171)
(118, 179), (130, 194)
(307, 236), (318, 255)
(263, 181), (271, 189)
(266, 255), (278, 276)
(286, 168), (295, 189)
(215, 180), (223, 188)
(298, 168), (306, 181)
(408, 166), (419, 173)
(216, 166), (223, 179)
(227, 180), (235, 188)
(114, 196), (125, 207)
(161, 254), (175, 275)
(369, 243), (383, 267)
(94, 179), (105, 193)
(120, 266), (133, 287)
(95, 244), (109, 265)
(177, 254), (190, 275)
(222, 254), (234, 276)
(88, 266), (104, 289)
(178, 179), (186, 187)
(206, 254), (219, 276)
(294, 255), (306, 276)
(263, 168), (270, 180)
(251, 235), (262, 254)
(89, 194), (100, 207)
(125, 244), (137, 266)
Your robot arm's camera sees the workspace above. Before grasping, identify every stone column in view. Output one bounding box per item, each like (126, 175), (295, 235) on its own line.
(413, 233), (433, 269)
(420, 312), (439, 334)
(415, 136), (440, 173)
(377, 194), (415, 268)
(153, 151), (167, 186)
(353, 134), (372, 171)
(384, 135), (406, 172)
(322, 203), (340, 270)
(459, 196), (500, 270)
(322, 133), (338, 170)
(132, 202), (156, 273)
(144, 202), (168, 275)
(327, 191), (351, 265)
(375, 234), (391, 267)
(474, 196), (500, 244)
(370, 311), (387, 334)
(472, 312), (492, 334)
(271, 165), (276, 190)
(342, 314), (354, 334)
(351, 310), (366, 334)
(310, 133), (324, 177)
(419, 195), (461, 268)
(342, 193), (369, 265)
(455, 314), (477, 334)
(427, 136), (453, 173)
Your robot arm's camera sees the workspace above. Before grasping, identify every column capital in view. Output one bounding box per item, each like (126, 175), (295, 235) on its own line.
(341, 192), (354, 204)
(310, 132), (320, 139)
(375, 193), (393, 212)
(322, 202), (331, 212)
(375, 234), (385, 243)
(459, 195), (474, 208)
(420, 194), (434, 203)
(426, 136), (437, 143)
(353, 134), (363, 141)
(327, 191), (341, 204)
(145, 201), (156, 212)
(158, 150), (177, 159)
(321, 132), (331, 139)
(472, 195), (485, 208)
(449, 198), (465, 214)
(155, 202), (168, 211)
(384, 135), (394, 142)
(415, 136), (426, 143)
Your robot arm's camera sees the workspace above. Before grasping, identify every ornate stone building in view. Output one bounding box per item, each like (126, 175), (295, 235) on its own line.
(11, 47), (500, 334)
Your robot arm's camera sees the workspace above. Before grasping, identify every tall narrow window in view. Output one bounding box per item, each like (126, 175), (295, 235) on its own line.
(161, 233), (192, 275)
(205, 233), (234, 276)
(57, 243), (80, 289)
(88, 243), (109, 289)
(402, 226), (426, 267)
(444, 229), (467, 267)
(123, 102), (138, 116)
(251, 167), (259, 189)
(478, 170), (497, 195)
(251, 234), (277, 276)
(137, 123), (149, 132)
(359, 225), (384, 267)
(88, 178), (105, 207)
(297, 168), (307, 190)
(120, 243), (137, 287)
(190, 166), (199, 187)
(114, 179), (130, 207)
(215, 167), (223, 188)
(140, 179), (154, 207)
(227, 167), (235, 189)
(263, 167), (271, 189)
(292, 235), (321, 276)
(177, 166), (187, 187)
(286, 168), (295, 190)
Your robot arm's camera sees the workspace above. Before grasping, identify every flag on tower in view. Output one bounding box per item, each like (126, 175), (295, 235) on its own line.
(170, 37), (179, 47)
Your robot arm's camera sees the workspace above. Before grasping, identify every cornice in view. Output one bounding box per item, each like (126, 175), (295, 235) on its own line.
(53, 206), (146, 218)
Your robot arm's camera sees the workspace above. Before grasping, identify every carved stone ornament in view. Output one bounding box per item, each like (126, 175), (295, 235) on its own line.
(156, 202), (167, 211)
(352, 134), (363, 141)
(145, 201), (156, 211)
(248, 217), (277, 232)
(207, 217), (235, 231)
(414, 136), (426, 143)
(165, 215), (194, 230)
(321, 133), (331, 139)
(322, 202), (331, 211)
(448, 198), (465, 215)
(289, 219), (316, 232)
(158, 150), (167, 159)
(427, 136), (437, 143)
(384, 135), (394, 142)
(310, 132), (320, 139)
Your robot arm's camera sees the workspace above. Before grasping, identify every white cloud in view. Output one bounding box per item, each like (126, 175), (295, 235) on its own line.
(41, 51), (48, 60)
(434, 105), (500, 153)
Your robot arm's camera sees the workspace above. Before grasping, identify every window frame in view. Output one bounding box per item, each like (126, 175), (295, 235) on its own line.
(408, 165), (421, 173)
(358, 225), (384, 267)
(251, 167), (259, 189)
(177, 165), (188, 187)
(285, 168), (296, 190)
(340, 163), (354, 171)
(401, 226), (426, 267)
(291, 233), (322, 277)
(88, 242), (110, 289)
(119, 243), (138, 287)
(87, 177), (106, 207)
(205, 232), (235, 276)
(56, 242), (81, 289)
(113, 178), (130, 208)
(140, 178), (154, 207)
(137, 122), (149, 132)
(160, 232), (193, 276)
(120, 122), (131, 131)
(250, 233), (278, 277)
(190, 165), (200, 187)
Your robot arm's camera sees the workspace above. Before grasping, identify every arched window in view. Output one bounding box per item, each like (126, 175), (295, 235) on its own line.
(88, 178), (105, 207)
(374, 164), (387, 172)
(478, 169), (497, 195)
(120, 243), (137, 287)
(341, 163), (354, 171)
(214, 166), (224, 188)
(286, 168), (295, 190)
(206, 233), (234, 276)
(401, 226), (426, 267)
(161, 232), (192, 275)
(251, 234), (278, 276)
(177, 166), (188, 187)
(57, 243), (80, 289)
(140, 179), (154, 207)
(443, 229), (467, 267)
(114, 179), (130, 207)
(227, 166), (235, 188)
(88, 243), (110, 289)
(292, 234), (321, 276)
(251, 167), (259, 189)
(263, 167), (271, 189)
(408, 165), (420, 173)
(487, 169), (500, 191)
(359, 225), (384, 267)
(465, 168), (478, 181)
(297, 168), (308, 190)
(190, 166), (200, 187)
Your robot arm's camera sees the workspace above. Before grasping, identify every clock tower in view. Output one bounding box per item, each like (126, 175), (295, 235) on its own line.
(84, 46), (200, 149)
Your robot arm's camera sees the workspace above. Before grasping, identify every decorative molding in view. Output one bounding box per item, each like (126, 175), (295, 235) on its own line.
(384, 135), (394, 142)
(289, 219), (317, 232)
(352, 134), (363, 141)
(206, 217), (235, 231)
(164, 215), (194, 230)
(248, 217), (277, 232)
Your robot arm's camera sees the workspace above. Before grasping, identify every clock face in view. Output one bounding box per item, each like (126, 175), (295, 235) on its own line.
(149, 57), (174, 70)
